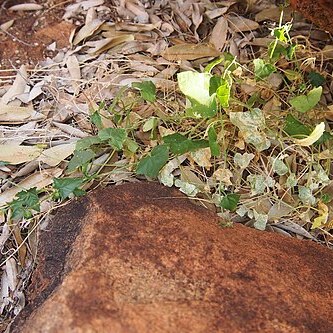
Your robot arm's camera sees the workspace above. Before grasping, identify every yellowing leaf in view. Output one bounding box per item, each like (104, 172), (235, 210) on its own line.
(294, 122), (325, 146)
(0, 145), (42, 165)
(161, 43), (221, 61)
(311, 201), (329, 229)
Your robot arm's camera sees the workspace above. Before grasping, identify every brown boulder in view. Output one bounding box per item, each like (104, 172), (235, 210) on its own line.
(10, 182), (333, 333)
(290, 0), (333, 33)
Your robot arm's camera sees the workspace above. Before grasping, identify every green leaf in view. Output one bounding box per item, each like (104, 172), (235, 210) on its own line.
(220, 193), (240, 211)
(253, 59), (276, 81)
(132, 81), (156, 102)
(67, 149), (96, 172)
(223, 52), (238, 72)
(76, 137), (101, 151)
(272, 27), (288, 42)
(285, 44), (296, 60)
(67, 149), (95, 173)
(284, 114), (311, 138)
(90, 111), (103, 130)
(136, 144), (169, 178)
(216, 78), (231, 108)
(284, 69), (302, 81)
(186, 98), (217, 119)
(321, 193), (332, 204)
(9, 188), (40, 220)
(98, 128), (127, 150)
(204, 57), (223, 74)
(268, 41), (287, 62)
(163, 133), (209, 155)
(53, 177), (86, 201)
(289, 86), (322, 113)
(246, 92), (264, 108)
(143, 117), (158, 132)
(208, 126), (220, 157)
(307, 72), (325, 87)
(315, 131), (333, 145)
(209, 76), (221, 95)
(124, 138), (139, 153)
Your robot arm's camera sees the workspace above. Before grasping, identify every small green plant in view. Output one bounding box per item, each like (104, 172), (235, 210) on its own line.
(4, 16), (332, 239)
(9, 188), (40, 220)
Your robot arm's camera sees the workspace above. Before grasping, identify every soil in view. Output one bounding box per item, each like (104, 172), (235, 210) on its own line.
(0, 0), (74, 71)
(290, 0), (333, 33)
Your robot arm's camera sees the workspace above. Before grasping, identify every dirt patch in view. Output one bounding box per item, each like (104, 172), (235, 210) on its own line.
(290, 0), (333, 33)
(0, 0), (74, 70)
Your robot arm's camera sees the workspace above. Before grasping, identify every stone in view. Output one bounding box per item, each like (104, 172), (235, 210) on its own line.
(10, 182), (333, 333)
(290, 0), (333, 33)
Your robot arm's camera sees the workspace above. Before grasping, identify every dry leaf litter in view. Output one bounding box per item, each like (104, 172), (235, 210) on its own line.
(0, 0), (332, 328)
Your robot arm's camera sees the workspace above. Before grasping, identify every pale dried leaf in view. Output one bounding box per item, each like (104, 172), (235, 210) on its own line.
(27, 81), (44, 102)
(12, 226), (27, 266)
(73, 19), (104, 45)
(323, 45), (333, 59)
(1, 271), (9, 299)
(115, 22), (159, 32)
(268, 202), (294, 220)
(255, 7), (293, 23)
(5, 258), (17, 291)
(272, 221), (314, 239)
(8, 3), (43, 11)
(0, 144), (42, 165)
(213, 168), (233, 186)
(85, 7), (97, 24)
(125, 1), (149, 24)
(190, 148), (212, 169)
(0, 223), (10, 250)
(87, 35), (134, 55)
(181, 166), (208, 192)
(210, 16), (228, 51)
(0, 20), (14, 31)
(1, 66), (28, 105)
(0, 104), (45, 124)
(206, 7), (229, 20)
(80, 0), (104, 10)
(13, 161), (39, 178)
(66, 55), (81, 91)
(38, 143), (76, 167)
(228, 15), (259, 32)
(2, 122), (37, 145)
(0, 168), (63, 207)
(52, 122), (89, 138)
(161, 43), (221, 61)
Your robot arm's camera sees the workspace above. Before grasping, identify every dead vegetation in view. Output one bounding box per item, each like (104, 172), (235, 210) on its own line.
(0, 0), (332, 328)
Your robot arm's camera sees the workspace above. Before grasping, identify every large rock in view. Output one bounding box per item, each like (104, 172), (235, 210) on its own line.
(290, 0), (333, 33)
(10, 182), (333, 333)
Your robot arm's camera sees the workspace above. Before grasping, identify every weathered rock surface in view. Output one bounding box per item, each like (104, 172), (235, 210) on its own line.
(291, 0), (333, 33)
(11, 182), (333, 333)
